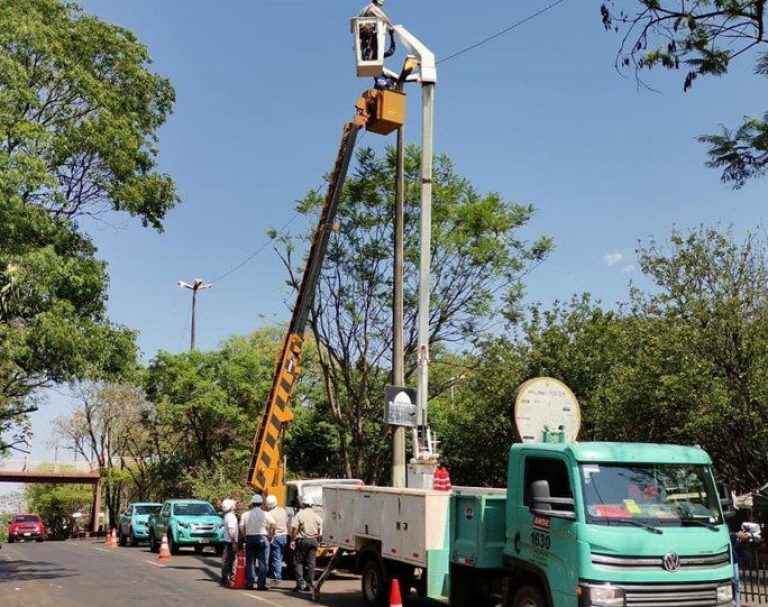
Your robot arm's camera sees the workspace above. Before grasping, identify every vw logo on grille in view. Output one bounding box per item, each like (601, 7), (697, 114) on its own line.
(663, 552), (680, 572)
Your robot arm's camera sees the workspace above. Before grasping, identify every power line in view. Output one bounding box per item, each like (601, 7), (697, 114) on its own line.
(437, 0), (571, 65)
(209, 131), (368, 285)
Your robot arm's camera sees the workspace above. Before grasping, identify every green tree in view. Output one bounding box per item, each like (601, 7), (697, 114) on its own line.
(601, 0), (768, 187)
(25, 483), (93, 539)
(0, 0), (179, 449)
(276, 145), (552, 482)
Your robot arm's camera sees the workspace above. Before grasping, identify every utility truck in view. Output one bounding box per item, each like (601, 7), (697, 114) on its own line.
(322, 378), (735, 607)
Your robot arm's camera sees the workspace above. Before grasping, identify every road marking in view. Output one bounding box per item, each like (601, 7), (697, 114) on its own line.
(143, 560), (166, 568)
(94, 547), (112, 553)
(242, 591), (285, 606)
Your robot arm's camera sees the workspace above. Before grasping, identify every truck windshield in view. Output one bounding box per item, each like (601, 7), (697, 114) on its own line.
(580, 463), (722, 526)
(173, 503), (217, 516)
(134, 505), (160, 515)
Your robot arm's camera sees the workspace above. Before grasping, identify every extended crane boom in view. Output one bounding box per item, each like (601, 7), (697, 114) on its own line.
(247, 122), (361, 497)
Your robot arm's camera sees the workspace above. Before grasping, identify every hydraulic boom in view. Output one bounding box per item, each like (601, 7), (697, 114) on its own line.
(247, 122), (361, 498)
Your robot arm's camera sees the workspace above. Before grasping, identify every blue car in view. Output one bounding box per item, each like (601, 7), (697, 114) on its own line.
(118, 502), (162, 546)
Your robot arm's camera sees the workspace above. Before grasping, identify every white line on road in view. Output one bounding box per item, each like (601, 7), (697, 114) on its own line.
(242, 591), (286, 607)
(94, 547), (113, 553)
(143, 559), (166, 568)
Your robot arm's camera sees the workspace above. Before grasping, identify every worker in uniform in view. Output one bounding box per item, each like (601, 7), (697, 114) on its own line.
(265, 494), (289, 585)
(220, 498), (239, 586)
(290, 494), (322, 592)
(239, 494), (275, 591)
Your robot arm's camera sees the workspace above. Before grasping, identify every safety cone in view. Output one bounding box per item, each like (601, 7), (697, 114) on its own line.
(229, 548), (246, 589)
(389, 578), (403, 607)
(109, 528), (117, 547)
(443, 467), (452, 491)
(433, 466), (452, 492)
(158, 535), (171, 562)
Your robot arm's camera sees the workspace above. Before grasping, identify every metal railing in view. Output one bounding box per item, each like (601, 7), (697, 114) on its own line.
(0, 459), (99, 474)
(740, 544), (768, 605)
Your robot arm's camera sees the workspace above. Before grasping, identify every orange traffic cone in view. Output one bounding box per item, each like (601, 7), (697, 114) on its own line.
(229, 548), (246, 589)
(443, 467), (452, 491)
(389, 578), (403, 607)
(433, 466), (449, 491)
(158, 535), (171, 562)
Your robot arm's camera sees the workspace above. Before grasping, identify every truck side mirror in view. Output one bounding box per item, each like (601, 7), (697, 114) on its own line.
(718, 482), (734, 512)
(530, 480), (576, 521)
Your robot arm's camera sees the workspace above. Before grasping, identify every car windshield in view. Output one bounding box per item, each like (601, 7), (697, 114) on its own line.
(580, 463), (722, 526)
(13, 515), (40, 523)
(134, 505), (160, 515)
(173, 502), (217, 516)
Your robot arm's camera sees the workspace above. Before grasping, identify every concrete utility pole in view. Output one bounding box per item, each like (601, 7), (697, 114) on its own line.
(178, 278), (212, 351)
(392, 113), (406, 488)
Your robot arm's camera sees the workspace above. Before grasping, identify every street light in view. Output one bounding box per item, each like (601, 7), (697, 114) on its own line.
(178, 278), (212, 351)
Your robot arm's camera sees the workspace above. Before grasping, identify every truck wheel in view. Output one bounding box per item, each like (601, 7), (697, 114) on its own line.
(168, 532), (180, 555)
(194, 545), (204, 555)
(118, 530), (126, 547)
(361, 557), (388, 607)
(512, 585), (547, 607)
(215, 544), (224, 557)
(149, 530), (159, 553)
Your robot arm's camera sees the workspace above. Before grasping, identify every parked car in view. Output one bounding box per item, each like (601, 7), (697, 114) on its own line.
(148, 499), (224, 555)
(8, 514), (47, 543)
(118, 502), (162, 546)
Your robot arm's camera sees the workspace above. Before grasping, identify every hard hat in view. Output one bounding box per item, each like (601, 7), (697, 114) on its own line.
(300, 494), (314, 507)
(221, 499), (236, 513)
(251, 494), (263, 505)
(265, 495), (278, 508)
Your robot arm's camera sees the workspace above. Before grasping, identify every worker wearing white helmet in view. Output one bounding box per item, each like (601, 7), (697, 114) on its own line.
(290, 494), (322, 592)
(239, 494), (276, 590)
(220, 498), (239, 587)
(264, 494), (289, 585)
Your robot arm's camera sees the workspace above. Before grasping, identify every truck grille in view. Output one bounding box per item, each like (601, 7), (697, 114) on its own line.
(621, 582), (723, 606)
(591, 551), (730, 571)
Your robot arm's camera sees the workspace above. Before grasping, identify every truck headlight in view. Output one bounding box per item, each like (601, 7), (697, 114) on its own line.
(716, 583), (733, 605)
(581, 584), (625, 607)
(177, 522), (189, 528)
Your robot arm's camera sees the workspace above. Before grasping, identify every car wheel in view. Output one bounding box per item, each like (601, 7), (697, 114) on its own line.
(215, 544), (224, 557)
(194, 545), (204, 555)
(118, 530), (126, 547)
(36, 538), (44, 543)
(128, 532), (136, 547)
(7, 538), (13, 544)
(512, 585), (548, 607)
(361, 556), (389, 607)
(168, 532), (180, 555)
(149, 530), (159, 553)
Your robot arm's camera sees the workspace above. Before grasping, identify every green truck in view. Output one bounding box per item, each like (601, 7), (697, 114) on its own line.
(324, 441), (734, 606)
(147, 499), (225, 556)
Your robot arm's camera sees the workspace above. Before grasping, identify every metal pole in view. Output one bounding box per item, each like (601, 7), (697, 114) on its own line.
(416, 82), (435, 457)
(190, 285), (197, 351)
(392, 123), (406, 488)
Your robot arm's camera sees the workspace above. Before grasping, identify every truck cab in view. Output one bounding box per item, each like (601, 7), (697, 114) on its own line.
(148, 499), (225, 556)
(500, 442), (733, 607)
(118, 502), (161, 546)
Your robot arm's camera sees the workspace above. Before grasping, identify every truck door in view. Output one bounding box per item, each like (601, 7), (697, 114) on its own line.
(513, 455), (579, 606)
(158, 503), (170, 536)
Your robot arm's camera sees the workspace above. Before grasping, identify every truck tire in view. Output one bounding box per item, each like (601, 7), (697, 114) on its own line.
(361, 556), (389, 607)
(167, 532), (180, 555)
(149, 530), (159, 553)
(194, 545), (204, 555)
(118, 530), (127, 547)
(512, 585), (547, 607)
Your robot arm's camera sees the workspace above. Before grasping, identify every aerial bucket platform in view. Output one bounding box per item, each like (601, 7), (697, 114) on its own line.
(351, 15), (388, 77)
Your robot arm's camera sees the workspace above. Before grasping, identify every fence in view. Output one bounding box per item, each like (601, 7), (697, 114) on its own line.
(0, 459), (99, 474)
(740, 544), (768, 605)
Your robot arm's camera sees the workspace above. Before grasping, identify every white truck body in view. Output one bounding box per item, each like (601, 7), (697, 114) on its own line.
(323, 484), (451, 567)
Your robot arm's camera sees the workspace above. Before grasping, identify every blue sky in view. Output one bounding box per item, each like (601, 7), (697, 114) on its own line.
(10, 0), (768, 471)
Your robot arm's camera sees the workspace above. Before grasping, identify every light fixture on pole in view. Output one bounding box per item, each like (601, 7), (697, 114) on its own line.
(178, 278), (212, 351)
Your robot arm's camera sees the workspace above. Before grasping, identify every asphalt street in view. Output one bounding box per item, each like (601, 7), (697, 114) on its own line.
(0, 539), (393, 607)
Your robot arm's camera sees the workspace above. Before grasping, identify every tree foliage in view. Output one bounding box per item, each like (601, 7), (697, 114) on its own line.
(276, 145), (551, 481)
(24, 483), (93, 539)
(601, 0), (768, 187)
(0, 0), (179, 450)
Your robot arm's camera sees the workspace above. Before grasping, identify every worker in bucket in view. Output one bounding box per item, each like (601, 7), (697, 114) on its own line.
(265, 494), (289, 586)
(290, 494), (322, 592)
(240, 494), (275, 591)
(220, 499), (239, 586)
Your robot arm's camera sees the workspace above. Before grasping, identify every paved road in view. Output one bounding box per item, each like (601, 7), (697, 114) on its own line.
(0, 539), (377, 607)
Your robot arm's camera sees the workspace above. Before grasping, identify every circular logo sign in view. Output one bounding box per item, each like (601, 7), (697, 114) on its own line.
(662, 552), (680, 572)
(464, 506), (474, 520)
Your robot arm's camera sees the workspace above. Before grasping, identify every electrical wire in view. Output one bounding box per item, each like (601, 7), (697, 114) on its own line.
(209, 130), (368, 285)
(437, 0), (571, 65)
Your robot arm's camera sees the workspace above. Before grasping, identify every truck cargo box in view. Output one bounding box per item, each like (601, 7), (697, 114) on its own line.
(323, 485), (451, 567)
(450, 487), (506, 569)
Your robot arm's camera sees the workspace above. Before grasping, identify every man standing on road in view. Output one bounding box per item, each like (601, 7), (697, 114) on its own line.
(240, 494), (275, 591)
(220, 499), (239, 587)
(290, 494), (322, 592)
(265, 494), (289, 586)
